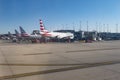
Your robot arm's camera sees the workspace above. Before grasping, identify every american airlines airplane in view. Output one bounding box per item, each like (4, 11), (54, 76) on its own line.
(39, 20), (74, 39)
(19, 26), (41, 39)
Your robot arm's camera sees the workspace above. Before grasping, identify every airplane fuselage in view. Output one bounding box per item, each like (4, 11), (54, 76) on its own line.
(40, 31), (74, 39)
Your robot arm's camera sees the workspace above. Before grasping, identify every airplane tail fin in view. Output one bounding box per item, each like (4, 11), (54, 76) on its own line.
(15, 29), (19, 34)
(8, 31), (12, 38)
(8, 31), (14, 39)
(15, 29), (20, 37)
(40, 19), (48, 33)
(19, 26), (29, 37)
(19, 26), (26, 34)
(8, 31), (11, 36)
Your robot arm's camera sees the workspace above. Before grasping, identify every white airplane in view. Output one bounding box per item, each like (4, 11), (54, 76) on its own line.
(39, 20), (74, 39)
(19, 26), (41, 39)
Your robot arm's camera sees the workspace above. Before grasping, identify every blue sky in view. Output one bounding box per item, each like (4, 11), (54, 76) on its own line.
(0, 0), (120, 34)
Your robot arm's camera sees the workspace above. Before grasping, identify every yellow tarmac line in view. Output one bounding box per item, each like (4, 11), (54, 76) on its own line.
(66, 48), (120, 53)
(0, 61), (120, 79)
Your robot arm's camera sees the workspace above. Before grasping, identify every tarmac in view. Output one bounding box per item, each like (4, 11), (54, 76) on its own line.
(0, 40), (120, 80)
